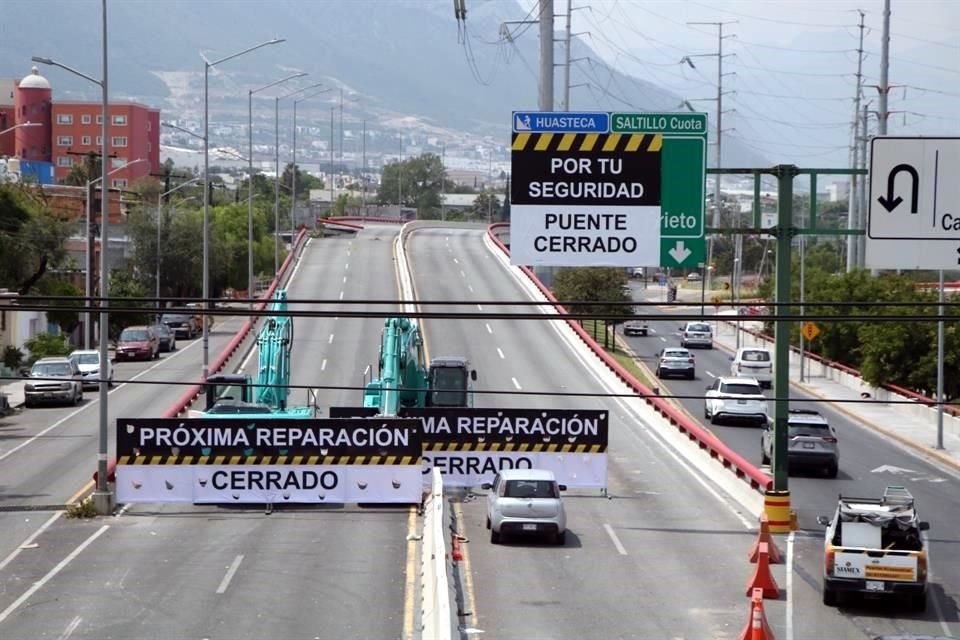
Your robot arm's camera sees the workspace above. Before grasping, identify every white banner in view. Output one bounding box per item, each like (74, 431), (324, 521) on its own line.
(117, 465), (423, 504)
(510, 204), (661, 266)
(422, 451), (607, 489)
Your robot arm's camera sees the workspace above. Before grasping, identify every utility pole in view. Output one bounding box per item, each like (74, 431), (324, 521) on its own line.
(878, 0), (891, 135)
(361, 119), (367, 212)
(858, 103), (869, 267)
(686, 21), (736, 290)
(398, 135), (403, 206)
(847, 10), (866, 272)
(440, 142), (446, 221)
(539, 0), (554, 111)
(329, 106), (334, 209)
(339, 88), (344, 167)
(562, 0), (572, 110)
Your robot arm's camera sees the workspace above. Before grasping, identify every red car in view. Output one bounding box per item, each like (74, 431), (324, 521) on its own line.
(115, 325), (160, 361)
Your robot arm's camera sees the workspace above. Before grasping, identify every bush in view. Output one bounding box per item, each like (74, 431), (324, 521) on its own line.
(23, 332), (70, 364)
(2, 345), (23, 370)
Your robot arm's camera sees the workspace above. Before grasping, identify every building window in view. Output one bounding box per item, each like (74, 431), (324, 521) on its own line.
(81, 136), (92, 145)
(112, 114), (127, 126)
(56, 135), (73, 146)
(96, 115), (103, 125)
(111, 157), (128, 169)
(96, 136), (102, 145)
(112, 178), (128, 189)
(82, 114), (92, 124)
(111, 136), (128, 147)
(57, 113), (73, 125)
(57, 156), (73, 167)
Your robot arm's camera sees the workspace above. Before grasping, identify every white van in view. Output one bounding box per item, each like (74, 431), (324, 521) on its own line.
(730, 347), (772, 388)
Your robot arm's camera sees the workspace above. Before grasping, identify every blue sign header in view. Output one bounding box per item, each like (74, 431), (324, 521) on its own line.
(513, 111), (609, 134)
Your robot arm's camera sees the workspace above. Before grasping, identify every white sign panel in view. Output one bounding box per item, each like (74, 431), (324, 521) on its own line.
(510, 204), (660, 266)
(117, 465), (423, 504)
(866, 137), (960, 269)
(422, 452), (608, 489)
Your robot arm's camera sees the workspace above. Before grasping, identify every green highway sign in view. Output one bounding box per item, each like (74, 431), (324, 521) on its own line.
(612, 112), (707, 270)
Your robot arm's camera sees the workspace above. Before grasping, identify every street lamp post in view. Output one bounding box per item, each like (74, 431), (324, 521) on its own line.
(34, 0), (113, 514)
(0, 121), (40, 137)
(248, 73), (306, 306)
(202, 38), (285, 380)
(699, 262), (707, 317)
(288, 85), (330, 243)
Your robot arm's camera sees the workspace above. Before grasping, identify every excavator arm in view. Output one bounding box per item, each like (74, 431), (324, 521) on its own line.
(254, 289), (294, 410)
(363, 317), (428, 416)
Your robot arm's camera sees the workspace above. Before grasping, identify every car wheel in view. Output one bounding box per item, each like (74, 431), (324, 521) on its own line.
(490, 529), (501, 544)
(74, 388), (82, 405)
(761, 448), (770, 465)
(825, 462), (839, 479)
(556, 530), (566, 545)
(687, 371), (695, 380)
(24, 399), (33, 408)
(709, 413), (719, 425)
(485, 516), (491, 530)
(822, 586), (837, 607)
(704, 405), (710, 419)
(172, 339), (177, 351)
(655, 368), (662, 378)
(707, 343), (713, 350)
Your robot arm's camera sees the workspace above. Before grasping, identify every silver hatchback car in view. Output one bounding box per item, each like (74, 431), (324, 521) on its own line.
(482, 469), (567, 545)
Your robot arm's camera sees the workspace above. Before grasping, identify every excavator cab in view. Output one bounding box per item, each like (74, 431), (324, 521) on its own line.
(427, 358), (477, 408)
(203, 373), (253, 411)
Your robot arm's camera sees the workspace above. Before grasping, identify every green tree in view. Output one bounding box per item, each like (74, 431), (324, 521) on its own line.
(551, 268), (633, 322)
(24, 332), (70, 363)
(39, 279), (84, 336)
(0, 184), (71, 293)
(281, 162), (324, 199)
(108, 269), (150, 339)
(471, 190), (500, 220)
(377, 153), (446, 216)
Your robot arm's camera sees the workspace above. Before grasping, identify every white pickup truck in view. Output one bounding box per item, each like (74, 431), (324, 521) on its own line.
(817, 486), (929, 611)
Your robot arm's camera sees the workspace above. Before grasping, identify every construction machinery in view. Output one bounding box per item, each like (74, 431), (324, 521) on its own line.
(362, 316), (476, 416)
(195, 289), (317, 418)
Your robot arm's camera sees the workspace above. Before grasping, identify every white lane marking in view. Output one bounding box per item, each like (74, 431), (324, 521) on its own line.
(343, 276), (347, 283)
(345, 263), (349, 270)
(321, 359), (327, 372)
(786, 531), (795, 640)
(603, 523), (628, 556)
(496, 348), (505, 360)
(286, 237), (310, 283)
(453, 258), (459, 264)
(0, 525), (109, 624)
(705, 371), (716, 378)
(0, 511), (63, 572)
(460, 270), (466, 278)
(57, 616), (82, 640)
(339, 291), (344, 300)
(328, 334), (335, 344)
(512, 377), (522, 390)
(659, 336), (667, 342)
(485, 324), (493, 334)
(468, 285), (474, 293)
(477, 304), (483, 311)
(923, 531), (953, 637)
(216, 554), (245, 594)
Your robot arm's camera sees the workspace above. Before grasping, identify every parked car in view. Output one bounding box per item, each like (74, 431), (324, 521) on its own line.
(482, 468), (567, 545)
(69, 349), (113, 390)
(115, 326), (160, 361)
(686, 272), (702, 282)
(730, 347), (773, 388)
(184, 302), (213, 330)
(24, 357), (84, 407)
(152, 323), (177, 353)
(655, 347), (695, 380)
(762, 409), (839, 477)
(680, 321), (713, 349)
(623, 319), (649, 336)
(704, 377), (769, 426)
(160, 312), (199, 339)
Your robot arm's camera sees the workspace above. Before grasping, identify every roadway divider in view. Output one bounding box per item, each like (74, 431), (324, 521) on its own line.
(420, 468), (452, 640)
(161, 228), (309, 418)
(335, 215), (406, 224)
(317, 217), (365, 231)
(486, 223), (772, 492)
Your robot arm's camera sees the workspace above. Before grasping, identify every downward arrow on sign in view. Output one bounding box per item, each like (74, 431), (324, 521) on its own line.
(668, 240), (692, 264)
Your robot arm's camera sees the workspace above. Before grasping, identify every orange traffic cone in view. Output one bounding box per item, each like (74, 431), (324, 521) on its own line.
(745, 542), (780, 599)
(738, 588), (775, 640)
(749, 514), (783, 564)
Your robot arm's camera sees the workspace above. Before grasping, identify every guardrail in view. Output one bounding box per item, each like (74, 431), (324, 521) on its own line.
(487, 223), (772, 492)
(420, 468), (452, 640)
(160, 228), (309, 418)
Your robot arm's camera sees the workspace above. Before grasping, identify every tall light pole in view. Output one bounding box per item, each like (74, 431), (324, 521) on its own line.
(156, 176), (201, 307)
(248, 73), (306, 302)
(34, 0), (113, 514)
(0, 121), (40, 137)
(202, 38), (285, 380)
(287, 84), (330, 240)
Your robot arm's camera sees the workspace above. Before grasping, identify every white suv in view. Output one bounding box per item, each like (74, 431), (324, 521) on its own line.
(680, 322), (713, 349)
(70, 349), (113, 390)
(704, 377), (769, 426)
(730, 347), (773, 388)
(482, 469), (567, 545)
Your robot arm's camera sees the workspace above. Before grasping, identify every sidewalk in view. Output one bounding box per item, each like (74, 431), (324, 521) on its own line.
(634, 282), (960, 473)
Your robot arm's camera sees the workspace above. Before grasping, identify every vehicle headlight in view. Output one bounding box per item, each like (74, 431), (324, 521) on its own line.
(90, 369), (99, 376)
(25, 383), (35, 392)
(60, 382), (72, 390)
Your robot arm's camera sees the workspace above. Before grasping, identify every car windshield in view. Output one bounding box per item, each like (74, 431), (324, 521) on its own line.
(741, 350), (770, 362)
(74, 354), (99, 365)
(162, 314), (189, 323)
(153, 325), (170, 335)
(504, 479), (558, 499)
(32, 363), (71, 376)
(790, 422), (831, 437)
(687, 324), (711, 332)
(120, 329), (149, 341)
(720, 383), (762, 395)
(429, 367), (468, 407)
(663, 350), (689, 358)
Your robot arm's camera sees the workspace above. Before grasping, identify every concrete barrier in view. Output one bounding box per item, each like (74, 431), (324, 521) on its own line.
(486, 223), (772, 492)
(420, 468), (452, 640)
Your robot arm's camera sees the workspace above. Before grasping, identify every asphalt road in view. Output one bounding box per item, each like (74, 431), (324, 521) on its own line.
(0, 228), (415, 640)
(622, 281), (960, 638)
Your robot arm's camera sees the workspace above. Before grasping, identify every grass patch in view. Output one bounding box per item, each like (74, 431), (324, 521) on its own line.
(66, 496), (97, 519)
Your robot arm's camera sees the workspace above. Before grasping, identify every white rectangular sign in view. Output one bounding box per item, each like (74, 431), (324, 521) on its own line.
(422, 451), (607, 489)
(866, 137), (960, 270)
(510, 204), (661, 266)
(116, 465), (423, 504)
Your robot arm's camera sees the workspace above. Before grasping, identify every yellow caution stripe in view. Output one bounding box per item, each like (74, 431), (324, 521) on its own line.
(512, 132), (662, 153)
(116, 454), (423, 465)
(423, 442), (605, 453)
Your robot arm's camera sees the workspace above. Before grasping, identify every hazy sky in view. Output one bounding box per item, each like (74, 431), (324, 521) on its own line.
(503, 0), (959, 167)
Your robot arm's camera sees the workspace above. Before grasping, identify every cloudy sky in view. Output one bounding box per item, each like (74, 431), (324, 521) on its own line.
(504, 0), (959, 167)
